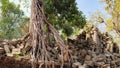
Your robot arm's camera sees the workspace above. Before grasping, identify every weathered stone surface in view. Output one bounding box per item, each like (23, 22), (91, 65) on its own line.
(12, 48), (21, 54)
(67, 27), (120, 68)
(0, 26), (120, 68)
(100, 64), (110, 68)
(0, 47), (4, 54)
(85, 55), (92, 61)
(84, 61), (94, 66)
(4, 45), (10, 53)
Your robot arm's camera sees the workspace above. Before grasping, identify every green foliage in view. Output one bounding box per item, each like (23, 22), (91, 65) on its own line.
(13, 54), (20, 58)
(0, 0), (87, 40)
(44, 0), (87, 37)
(0, 0), (24, 39)
(89, 11), (105, 25)
(106, 18), (114, 31)
(19, 17), (30, 34)
(101, 0), (120, 35)
(101, 0), (120, 45)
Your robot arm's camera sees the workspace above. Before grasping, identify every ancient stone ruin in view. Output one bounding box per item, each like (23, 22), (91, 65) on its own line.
(0, 0), (120, 68)
(0, 25), (120, 68)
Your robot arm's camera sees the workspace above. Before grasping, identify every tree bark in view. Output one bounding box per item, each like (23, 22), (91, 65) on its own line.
(29, 0), (45, 67)
(29, 0), (70, 68)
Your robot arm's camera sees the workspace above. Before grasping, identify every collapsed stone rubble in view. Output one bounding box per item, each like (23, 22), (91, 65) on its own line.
(0, 26), (120, 68)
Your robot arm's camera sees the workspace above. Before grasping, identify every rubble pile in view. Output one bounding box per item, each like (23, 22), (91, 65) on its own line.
(0, 56), (31, 68)
(68, 27), (120, 68)
(0, 26), (120, 68)
(0, 33), (32, 57)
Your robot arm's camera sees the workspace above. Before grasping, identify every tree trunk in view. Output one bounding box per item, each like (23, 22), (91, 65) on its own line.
(29, 0), (46, 67)
(29, 0), (70, 68)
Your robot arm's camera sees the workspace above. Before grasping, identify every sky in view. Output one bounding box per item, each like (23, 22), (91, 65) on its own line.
(76, 0), (107, 19)
(9, 0), (107, 19)
(9, 0), (31, 17)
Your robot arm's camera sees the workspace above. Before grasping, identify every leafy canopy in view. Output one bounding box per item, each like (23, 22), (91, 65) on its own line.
(0, 0), (87, 40)
(101, 0), (120, 35)
(44, 0), (86, 37)
(0, 0), (24, 39)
